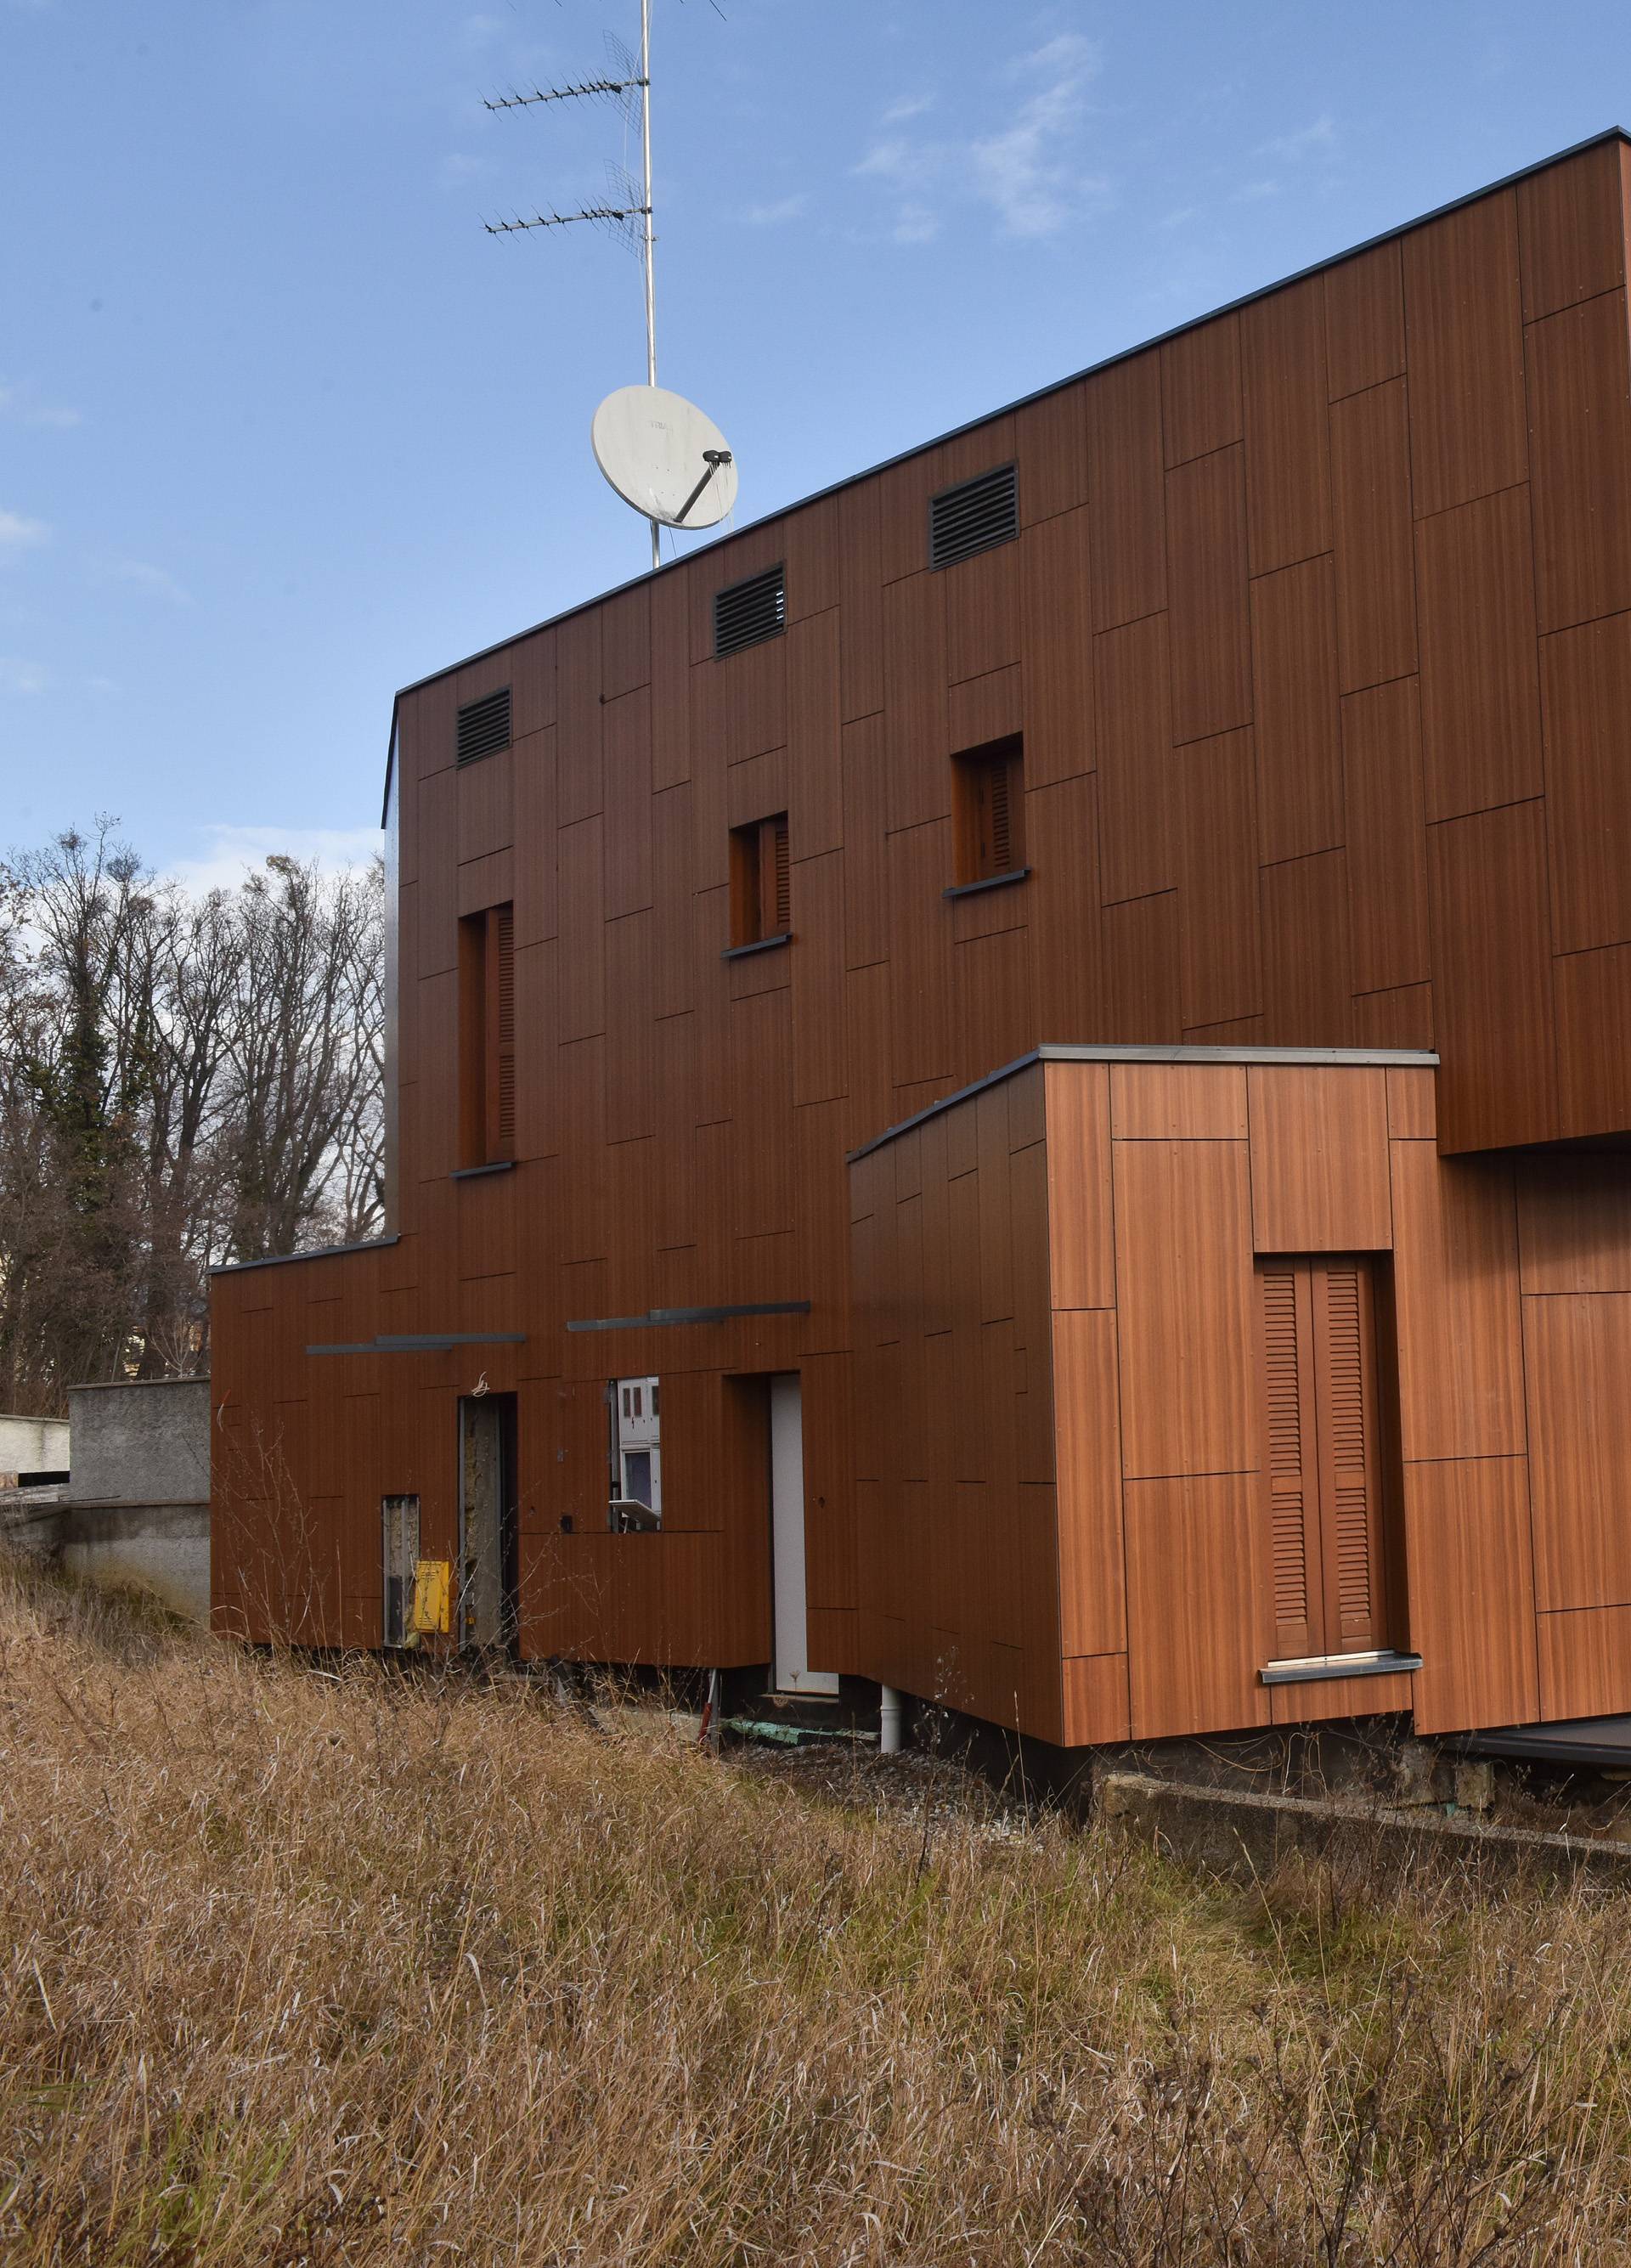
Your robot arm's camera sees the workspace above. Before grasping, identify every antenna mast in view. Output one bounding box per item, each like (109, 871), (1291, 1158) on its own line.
(484, 2), (664, 569)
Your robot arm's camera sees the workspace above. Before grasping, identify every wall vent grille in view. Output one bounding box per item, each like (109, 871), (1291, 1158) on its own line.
(456, 686), (512, 766)
(929, 462), (1019, 570)
(714, 564), (786, 658)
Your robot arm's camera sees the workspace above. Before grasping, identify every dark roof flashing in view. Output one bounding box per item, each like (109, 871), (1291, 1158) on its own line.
(845, 1043), (1441, 1163)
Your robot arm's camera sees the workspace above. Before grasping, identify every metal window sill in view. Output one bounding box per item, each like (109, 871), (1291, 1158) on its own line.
(1261, 1650), (1422, 1687)
(451, 1159), (515, 1181)
(721, 933), (792, 961)
(943, 867), (1030, 901)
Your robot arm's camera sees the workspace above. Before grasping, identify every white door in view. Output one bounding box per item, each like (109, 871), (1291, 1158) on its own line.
(770, 1373), (838, 1695)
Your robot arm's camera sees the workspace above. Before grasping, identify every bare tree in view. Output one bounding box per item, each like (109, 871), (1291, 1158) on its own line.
(0, 823), (385, 1413)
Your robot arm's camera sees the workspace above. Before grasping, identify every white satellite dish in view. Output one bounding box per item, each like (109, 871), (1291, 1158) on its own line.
(592, 383), (738, 532)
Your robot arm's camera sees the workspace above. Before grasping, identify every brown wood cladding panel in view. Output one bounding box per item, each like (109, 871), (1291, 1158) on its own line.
(1177, 727), (1261, 1029)
(1259, 848), (1353, 1047)
(1247, 1065), (1391, 1253)
(1402, 1455), (1538, 1735)
(1024, 774), (1100, 1047)
(1112, 1137), (1256, 1479)
(945, 542), (1021, 686)
(1518, 1154), (1631, 1293)
(1524, 1290), (1631, 1611)
(1541, 612), (1631, 953)
(1014, 382), (1086, 523)
(1111, 1062), (1247, 1142)
(1555, 941), (1631, 1137)
(1329, 379), (1418, 694)
(1241, 276), (1331, 575)
(1389, 1140), (1526, 1461)
(1342, 678), (1430, 996)
(1427, 799), (1556, 1151)
(1161, 313), (1242, 467)
(1517, 138), (1627, 323)
(1386, 1064), (1437, 1142)
(1402, 189), (1529, 520)
(1101, 890), (1182, 1043)
(1045, 1062), (1114, 1308)
(1020, 509), (1095, 788)
(1324, 240), (1407, 400)
(1086, 350), (1166, 631)
(1414, 486), (1543, 822)
(1052, 1306), (1126, 1654)
(1250, 556), (1342, 865)
(1525, 289), (1631, 636)
(1355, 984), (1434, 1058)
(1166, 446), (1251, 743)
(886, 822), (955, 1086)
(883, 572), (951, 833)
(1537, 1605), (1631, 1722)
(1062, 1653), (1132, 1746)
(1094, 612), (1175, 902)
(1125, 1474), (1269, 1738)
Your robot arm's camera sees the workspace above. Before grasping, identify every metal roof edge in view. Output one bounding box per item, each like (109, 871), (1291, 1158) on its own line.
(846, 1044), (1440, 1160)
(387, 127), (1628, 721)
(209, 1233), (401, 1279)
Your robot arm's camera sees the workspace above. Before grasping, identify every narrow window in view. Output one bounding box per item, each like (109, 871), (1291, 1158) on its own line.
(608, 1375), (662, 1532)
(728, 812), (791, 947)
(951, 736), (1025, 886)
(1258, 1255), (1395, 1662)
(458, 901), (516, 1167)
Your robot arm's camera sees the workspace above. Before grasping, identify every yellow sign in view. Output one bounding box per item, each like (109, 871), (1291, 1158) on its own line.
(410, 1559), (451, 1636)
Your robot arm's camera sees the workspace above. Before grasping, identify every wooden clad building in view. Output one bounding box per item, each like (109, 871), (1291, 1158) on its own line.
(212, 130), (1631, 1747)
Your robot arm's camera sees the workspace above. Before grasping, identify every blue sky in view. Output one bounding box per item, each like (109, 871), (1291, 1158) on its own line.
(5, 0), (1630, 884)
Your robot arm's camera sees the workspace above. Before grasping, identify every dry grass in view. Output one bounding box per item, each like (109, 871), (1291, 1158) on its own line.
(2, 1556), (1629, 2264)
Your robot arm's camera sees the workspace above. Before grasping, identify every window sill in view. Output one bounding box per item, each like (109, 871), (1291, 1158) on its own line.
(1260, 1650), (1421, 1688)
(451, 1159), (515, 1181)
(943, 867), (1030, 901)
(721, 933), (792, 961)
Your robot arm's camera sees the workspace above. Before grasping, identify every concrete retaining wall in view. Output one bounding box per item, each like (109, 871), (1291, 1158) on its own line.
(1100, 1770), (1629, 1885)
(54, 1379), (212, 1622)
(0, 1413), (69, 1479)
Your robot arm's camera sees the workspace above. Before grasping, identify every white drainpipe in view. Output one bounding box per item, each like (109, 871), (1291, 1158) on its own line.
(879, 1684), (903, 1755)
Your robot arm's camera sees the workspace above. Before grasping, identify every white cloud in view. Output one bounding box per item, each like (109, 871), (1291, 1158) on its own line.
(170, 824), (383, 898)
(95, 556), (193, 606)
(0, 510), (48, 561)
(853, 32), (1107, 247)
(0, 381), (81, 430)
(0, 656), (49, 696)
(439, 151), (496, 188)
(744, 192), (809, 227)
(972, 34), (1104, 239)
(1260, 114), (1336, 162)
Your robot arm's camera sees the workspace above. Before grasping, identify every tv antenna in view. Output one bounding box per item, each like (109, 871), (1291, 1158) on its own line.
(483, 2), (733, 572)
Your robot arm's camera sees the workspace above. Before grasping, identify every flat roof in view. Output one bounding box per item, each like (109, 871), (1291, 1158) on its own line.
(387, 121), (1628, 786)
(847, 1043), (1441, 1163)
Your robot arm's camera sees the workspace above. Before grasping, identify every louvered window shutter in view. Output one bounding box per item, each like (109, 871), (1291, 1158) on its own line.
(986, 759), (1012, 876)
(1260, 1261), (1320, 1661)
(494, 904), (516, 1159)
(770, 815), (791, 935)
(1312, 1261), (1385, 1649)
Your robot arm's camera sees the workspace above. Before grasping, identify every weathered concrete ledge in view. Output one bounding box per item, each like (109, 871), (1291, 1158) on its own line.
(1100, 1769), (1631, 1885)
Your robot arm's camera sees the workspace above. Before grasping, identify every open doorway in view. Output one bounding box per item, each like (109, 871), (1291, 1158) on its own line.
(458, 1392), (518, 1655)
(770, 1373), (838, 1696)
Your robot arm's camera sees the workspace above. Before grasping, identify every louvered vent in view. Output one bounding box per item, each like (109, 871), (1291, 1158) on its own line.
(457, 685), (512, 766)
(714, 564), (786, 658)
(929, 462), (1019, 571)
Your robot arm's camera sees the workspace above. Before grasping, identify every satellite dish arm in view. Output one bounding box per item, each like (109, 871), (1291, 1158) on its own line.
(673, 449), (733, 527)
